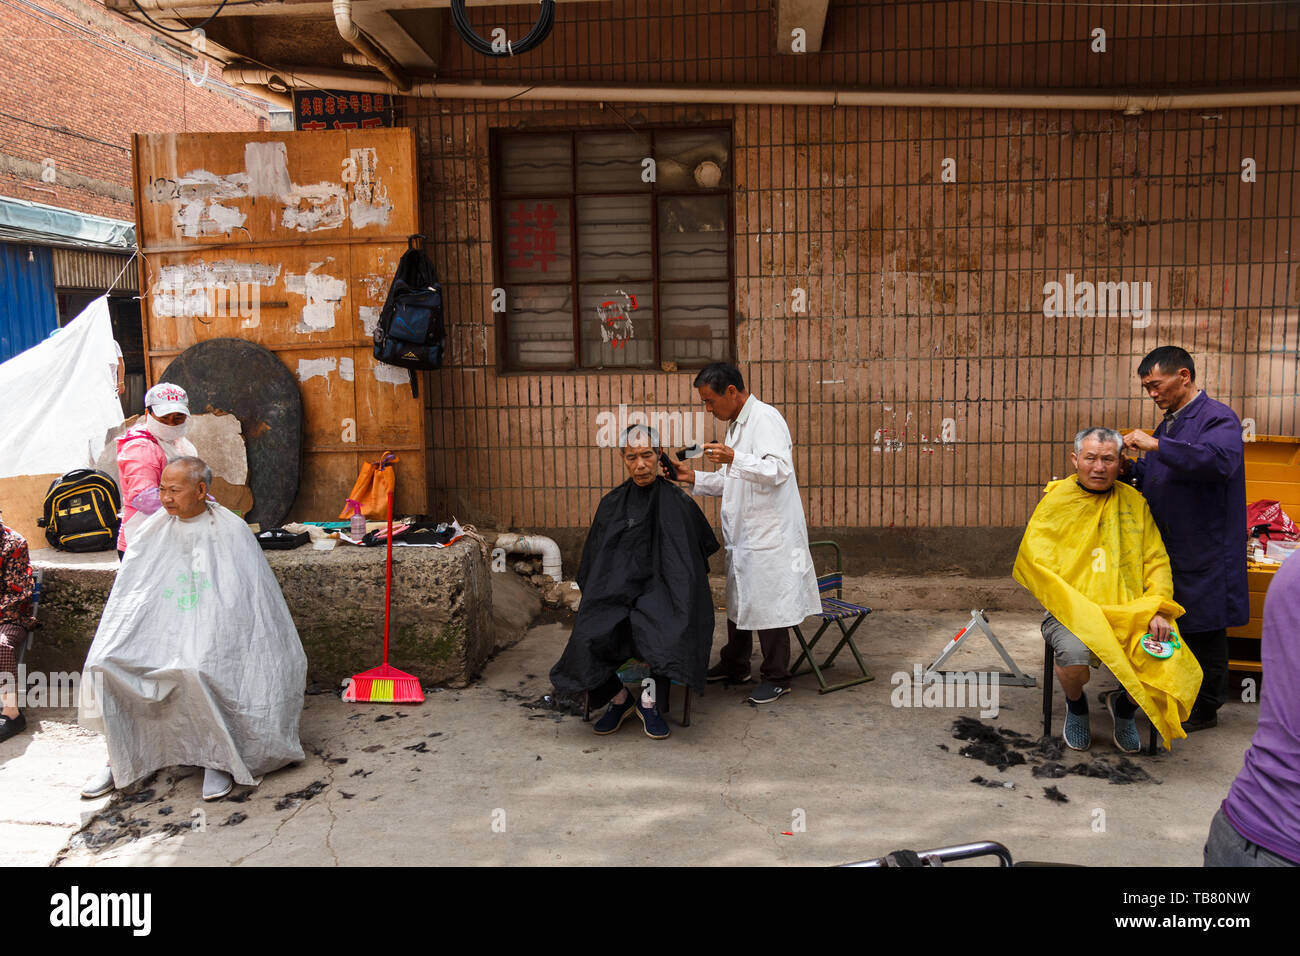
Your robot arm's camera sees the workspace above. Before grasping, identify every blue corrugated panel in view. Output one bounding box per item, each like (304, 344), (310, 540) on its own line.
(0, 243), (58, 364)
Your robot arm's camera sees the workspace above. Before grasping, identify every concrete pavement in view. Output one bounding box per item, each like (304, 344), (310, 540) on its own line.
(1, 601), (1254, 867)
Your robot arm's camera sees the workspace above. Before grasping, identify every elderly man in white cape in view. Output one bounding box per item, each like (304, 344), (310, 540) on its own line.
(79, 456), (307, 802)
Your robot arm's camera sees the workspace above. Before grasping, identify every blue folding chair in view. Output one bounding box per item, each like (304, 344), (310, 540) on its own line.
(791, 541), (874, 694)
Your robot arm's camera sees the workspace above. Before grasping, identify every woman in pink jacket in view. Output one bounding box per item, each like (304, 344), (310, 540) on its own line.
(115, 382), (197, 557)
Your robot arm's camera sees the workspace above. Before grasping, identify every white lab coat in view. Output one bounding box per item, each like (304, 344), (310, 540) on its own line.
(692, 395), (822, 630)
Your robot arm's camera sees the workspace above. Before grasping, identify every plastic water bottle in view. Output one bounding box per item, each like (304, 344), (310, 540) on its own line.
(350, 513), (367, 538)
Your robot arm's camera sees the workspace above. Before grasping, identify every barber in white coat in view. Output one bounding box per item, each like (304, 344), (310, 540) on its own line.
(666, 363), (821, 703)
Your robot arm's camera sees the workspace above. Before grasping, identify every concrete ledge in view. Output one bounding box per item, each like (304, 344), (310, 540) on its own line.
(519, 526), (1025, 579)
(29, 539), (494, 688)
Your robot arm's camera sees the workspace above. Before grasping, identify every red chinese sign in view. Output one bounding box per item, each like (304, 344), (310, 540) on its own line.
(507, 202), (559, 273)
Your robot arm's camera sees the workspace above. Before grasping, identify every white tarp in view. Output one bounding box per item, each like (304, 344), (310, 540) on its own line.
(80, 501), (307, 787)
(0, 296), (122, 479)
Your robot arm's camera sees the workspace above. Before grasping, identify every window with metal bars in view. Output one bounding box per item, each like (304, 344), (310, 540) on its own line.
(492, 126), (734, 371)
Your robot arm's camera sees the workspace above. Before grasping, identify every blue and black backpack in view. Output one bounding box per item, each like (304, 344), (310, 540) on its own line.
(372, 234), (446, 398)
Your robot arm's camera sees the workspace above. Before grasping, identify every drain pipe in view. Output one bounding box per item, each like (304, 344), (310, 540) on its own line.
(332, 0), (411, 92)
(218, 67), (1300, 112)
(494, 533), (563, 583)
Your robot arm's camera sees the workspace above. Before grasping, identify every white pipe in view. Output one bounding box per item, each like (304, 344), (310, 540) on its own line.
(230, 82), (294, 110)
(494, 533), (563, 583)
(332, 0), (411, 92)
(218, 67), (1300, 112)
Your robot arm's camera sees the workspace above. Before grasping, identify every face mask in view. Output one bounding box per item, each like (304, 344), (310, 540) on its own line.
(146, 413), (189, 443)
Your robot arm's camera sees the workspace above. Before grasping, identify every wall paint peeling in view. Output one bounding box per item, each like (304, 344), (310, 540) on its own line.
(297, 356), (338, 382)
(372, 363), (409, 386)
(358, 305), (380, 335)
(153, 259), (281, 319)
(285, 261), (346, 332)
(347, 148), (393, 228)
(282, 183), (347, 233)
(162, 169), (248, 238)
(150, 141), (391, 239)
(244, 141), (292, 197)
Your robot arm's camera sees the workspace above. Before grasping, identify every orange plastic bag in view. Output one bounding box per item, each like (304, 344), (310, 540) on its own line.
(339, 452), (399, 519)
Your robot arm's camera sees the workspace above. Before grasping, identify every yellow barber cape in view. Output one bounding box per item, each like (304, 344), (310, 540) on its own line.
(1013, 478), (1201, 749)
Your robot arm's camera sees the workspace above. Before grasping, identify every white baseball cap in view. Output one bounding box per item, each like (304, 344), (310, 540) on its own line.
(145, 382), (190, 417)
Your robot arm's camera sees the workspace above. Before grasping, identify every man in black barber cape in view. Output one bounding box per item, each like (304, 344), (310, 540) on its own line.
(550, 425), (719, 739)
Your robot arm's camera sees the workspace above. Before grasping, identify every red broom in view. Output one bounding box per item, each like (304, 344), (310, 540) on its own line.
(344, 491), (424, 704)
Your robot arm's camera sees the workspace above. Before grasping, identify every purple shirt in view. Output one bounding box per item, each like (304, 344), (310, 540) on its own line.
(1128, 391), (1249, 632)
(1222, 553), (1300, 863)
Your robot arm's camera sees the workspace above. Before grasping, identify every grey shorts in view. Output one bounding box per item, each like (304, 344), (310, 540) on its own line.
(1041, 612), (1101, 668)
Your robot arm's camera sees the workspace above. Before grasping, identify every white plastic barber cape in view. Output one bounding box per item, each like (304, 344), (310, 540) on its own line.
(0, 296), (122, 478)
(80, 501), (307, 788)
(692, 395), (822, 630)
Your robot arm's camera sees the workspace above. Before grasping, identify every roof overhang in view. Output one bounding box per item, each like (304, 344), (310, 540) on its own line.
(0, 196), (137, 252)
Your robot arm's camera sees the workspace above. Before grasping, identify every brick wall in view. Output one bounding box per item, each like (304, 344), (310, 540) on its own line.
(0, 0), (268, 222)
(413, 95), (1297, 562)
(409, 3), (1299, 570)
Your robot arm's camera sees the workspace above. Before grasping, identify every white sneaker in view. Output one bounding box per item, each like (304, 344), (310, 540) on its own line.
(81, 764), (115, 799)
(202, 768), (234, 801)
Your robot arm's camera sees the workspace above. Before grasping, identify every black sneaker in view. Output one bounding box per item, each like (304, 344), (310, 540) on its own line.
(706, 662), (751, 684)
(1182, 712), (1219, 734)
(636, 699), (671, 739)
(0, 711), (26, 743)
(747, 682), (790, 704)
(593, 693), (637, 735)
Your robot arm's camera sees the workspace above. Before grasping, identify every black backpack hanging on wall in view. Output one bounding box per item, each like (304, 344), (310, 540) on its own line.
(373, 234), (446, 398)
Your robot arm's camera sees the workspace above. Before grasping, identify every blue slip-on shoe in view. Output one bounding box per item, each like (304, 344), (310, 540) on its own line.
(593, 692), (637, 735)
(635, 699), (671, 739)
(1063, 707), (1091, 751)
(1103, 690), (1142, 755)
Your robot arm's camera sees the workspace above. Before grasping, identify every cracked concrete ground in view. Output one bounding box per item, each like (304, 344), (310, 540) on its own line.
(3, 606), (1256, 867)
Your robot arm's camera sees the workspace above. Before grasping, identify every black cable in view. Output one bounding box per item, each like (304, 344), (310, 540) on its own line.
(129, 0), (229, 34)
(450, 0), (554, 57)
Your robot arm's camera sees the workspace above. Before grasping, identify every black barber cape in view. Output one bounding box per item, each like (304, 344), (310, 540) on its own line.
(550, 476), (720, 694)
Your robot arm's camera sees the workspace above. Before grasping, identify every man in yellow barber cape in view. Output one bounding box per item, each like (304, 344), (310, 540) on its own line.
(1014, 428), (1202, 752)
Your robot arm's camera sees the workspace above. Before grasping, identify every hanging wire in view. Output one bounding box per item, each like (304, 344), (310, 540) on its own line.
(451, 0), (555, 57)
(129, 0), (229, 34)
(108, 251), (139, 295)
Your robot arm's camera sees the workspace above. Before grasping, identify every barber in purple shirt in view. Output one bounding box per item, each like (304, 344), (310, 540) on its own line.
(1204, 550), (1300, 866)
(1121, 346), (1248, 733)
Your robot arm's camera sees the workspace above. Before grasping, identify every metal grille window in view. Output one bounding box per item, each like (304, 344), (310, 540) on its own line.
(493, 127), (734, 371)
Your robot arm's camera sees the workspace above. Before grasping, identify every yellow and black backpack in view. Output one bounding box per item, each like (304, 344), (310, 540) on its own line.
(36, 469), (121, 552)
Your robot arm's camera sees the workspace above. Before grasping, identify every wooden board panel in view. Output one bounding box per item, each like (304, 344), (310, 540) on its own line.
(134, 129), (427, 522)
(134, 130), (415, 251)
(1226, 437), (1299, 666)
(0, 474), (62, 549)
(143, 244), (359, 353)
